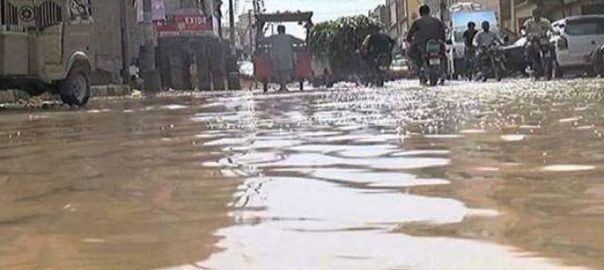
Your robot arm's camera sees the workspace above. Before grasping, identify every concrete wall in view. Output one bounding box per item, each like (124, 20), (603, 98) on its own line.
(88, 0), (143, 85)
(91, 0), (122, 84)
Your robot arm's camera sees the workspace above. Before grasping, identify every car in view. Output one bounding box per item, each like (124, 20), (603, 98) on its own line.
(501, 37), (529, 77)
(551, 15), (604, 77)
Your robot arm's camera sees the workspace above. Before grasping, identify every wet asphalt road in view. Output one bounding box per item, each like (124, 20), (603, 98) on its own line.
(1, 78), (604, 270)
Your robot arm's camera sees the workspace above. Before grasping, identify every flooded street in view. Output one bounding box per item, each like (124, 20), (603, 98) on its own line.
(1, 79), (604, 270)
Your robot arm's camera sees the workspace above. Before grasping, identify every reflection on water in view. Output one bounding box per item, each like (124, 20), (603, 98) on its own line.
(1, 79), (604, 269)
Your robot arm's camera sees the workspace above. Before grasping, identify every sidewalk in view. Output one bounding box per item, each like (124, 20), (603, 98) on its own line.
(0, 85), (132, 104)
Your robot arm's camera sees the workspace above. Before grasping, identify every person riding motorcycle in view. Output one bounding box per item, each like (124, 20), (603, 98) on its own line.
(405, 5), (446, 79)
(593, 44), (604, 77)
(473, 21), (503, 49)
(523, 8), (554, 76)
(360, 31), (395, 85)
(463, 21), (478, 79)
(473, 21), (505, 81)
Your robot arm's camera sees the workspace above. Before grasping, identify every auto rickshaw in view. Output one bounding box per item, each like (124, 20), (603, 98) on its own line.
(0, 0), (94, 106)
(253, 12), (313, 92)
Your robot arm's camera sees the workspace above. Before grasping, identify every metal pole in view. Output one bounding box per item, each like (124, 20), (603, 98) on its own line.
(510, 0), (516, 33)
(142, 0), (161, 91)
(440, 0), (447, 22)
(248, 9), (253, 57)
(228, 0), (235, 51)
(120, 0), (129, 84)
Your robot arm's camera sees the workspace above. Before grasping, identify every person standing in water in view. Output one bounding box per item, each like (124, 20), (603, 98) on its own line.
(269, 25), (295, 92)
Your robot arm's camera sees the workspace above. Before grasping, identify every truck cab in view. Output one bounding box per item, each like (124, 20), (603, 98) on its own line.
(0, 0), (93, 106)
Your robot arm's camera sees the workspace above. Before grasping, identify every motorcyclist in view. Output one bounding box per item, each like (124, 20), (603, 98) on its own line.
(360, 30), (395, 86)
(361, 31), (395, 69)
(462, 22), (478, 79)
(473, 21), (503, 49)
(473, 21), (505, 81)
(523, 8), (554, 76)
(405, 5), (446, 74)
(593, 44), (604, 77)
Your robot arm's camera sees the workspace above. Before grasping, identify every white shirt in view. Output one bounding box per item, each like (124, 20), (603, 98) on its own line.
(473, 31), (503, 47)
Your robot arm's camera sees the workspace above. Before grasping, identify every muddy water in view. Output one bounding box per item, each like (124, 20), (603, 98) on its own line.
(1, 79), (603, 270)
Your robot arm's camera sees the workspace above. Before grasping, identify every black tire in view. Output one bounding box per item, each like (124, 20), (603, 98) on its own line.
(59, 63), (90, 107)
(299, 80), (304, 91)
(554, 62), (564, 78)
(544, 61), (553, 81)
(494, 62), (503, 82)
(419, 76), (427, 85)
(429, 73), (438, 86)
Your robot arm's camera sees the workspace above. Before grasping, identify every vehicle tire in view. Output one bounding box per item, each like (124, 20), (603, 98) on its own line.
(554, 62), (564, 78)
(299, 80), (304, 91)
(419, 76), (427, 85)
(429, 72), (438, 86)
(59, 63), (90, 107)
(494, 62), (503, 82)
(544, 61), (553, 81)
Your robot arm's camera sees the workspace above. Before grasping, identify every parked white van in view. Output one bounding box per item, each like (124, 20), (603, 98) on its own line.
(552, 15), (604, 76)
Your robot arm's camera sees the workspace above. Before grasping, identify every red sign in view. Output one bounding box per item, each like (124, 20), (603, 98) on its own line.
(155, 15), (212, 33)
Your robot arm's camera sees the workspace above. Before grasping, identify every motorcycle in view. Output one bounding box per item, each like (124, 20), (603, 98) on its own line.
(476, 44), (506, 82)
(527, 36), (555, 80)
(366, 53), (391, 87)
(358, 50), (391, 87)
(420, 39), (445, 86)
(592, 45), (604, 77)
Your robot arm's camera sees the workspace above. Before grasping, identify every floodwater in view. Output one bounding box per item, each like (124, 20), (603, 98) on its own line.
(1, 79), (603, 270)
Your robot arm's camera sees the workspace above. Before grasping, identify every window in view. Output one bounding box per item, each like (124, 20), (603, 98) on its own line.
(565, 18), (604, 36)
(69, 0), (91, 19)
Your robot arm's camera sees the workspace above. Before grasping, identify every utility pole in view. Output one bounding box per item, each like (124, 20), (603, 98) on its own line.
(440, 0), (447, 22)
(119, 0), (129, 84)
(228, 0), (236, 51)
(248, 9), (254, 57)
(142, 0), (161, 91)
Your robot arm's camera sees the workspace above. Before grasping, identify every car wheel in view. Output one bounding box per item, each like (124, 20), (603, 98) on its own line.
(59, 63), (90, 107)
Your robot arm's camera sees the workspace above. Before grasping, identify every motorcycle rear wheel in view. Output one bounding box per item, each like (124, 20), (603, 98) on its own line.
(544, 61), (553, 81)
(429, 73), (439, 86)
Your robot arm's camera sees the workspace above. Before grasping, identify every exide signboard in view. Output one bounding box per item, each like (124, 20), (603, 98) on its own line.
(155, 15), (213, 34)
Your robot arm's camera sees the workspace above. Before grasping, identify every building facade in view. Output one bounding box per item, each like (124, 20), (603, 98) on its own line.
(381, 0), (422, 46)
(369, 4), (390, 27)
(155, 0), (228, 90)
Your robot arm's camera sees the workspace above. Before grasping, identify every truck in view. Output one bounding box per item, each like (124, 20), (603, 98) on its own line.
(446, 2), (499, 79)
(0, 0), (94, 106)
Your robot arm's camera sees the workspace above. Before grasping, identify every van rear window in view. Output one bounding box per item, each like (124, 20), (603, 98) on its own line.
(566, 18), (604, 36)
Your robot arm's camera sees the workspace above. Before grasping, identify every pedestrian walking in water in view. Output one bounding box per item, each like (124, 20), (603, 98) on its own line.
(269, 25), (295, 92)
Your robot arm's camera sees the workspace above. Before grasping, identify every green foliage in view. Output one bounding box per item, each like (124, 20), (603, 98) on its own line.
(309, 15), (381, 75)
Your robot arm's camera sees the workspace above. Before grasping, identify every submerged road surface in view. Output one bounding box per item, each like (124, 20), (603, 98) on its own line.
(1, 79), (603, 270)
